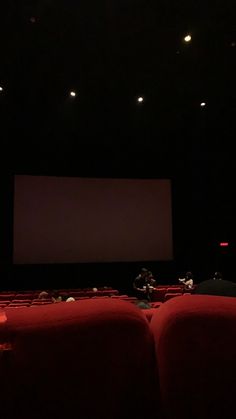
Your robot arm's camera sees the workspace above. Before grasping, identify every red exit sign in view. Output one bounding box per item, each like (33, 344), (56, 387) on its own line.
(219, 242), (229, 247)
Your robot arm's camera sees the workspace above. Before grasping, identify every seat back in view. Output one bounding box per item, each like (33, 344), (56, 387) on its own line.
(150, 294), (236, 419)
(1, 299), (159, 419)
(164, 292), (182, 301)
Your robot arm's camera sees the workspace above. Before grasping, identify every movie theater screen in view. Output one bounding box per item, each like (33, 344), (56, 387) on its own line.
(13, 175), (173, 264)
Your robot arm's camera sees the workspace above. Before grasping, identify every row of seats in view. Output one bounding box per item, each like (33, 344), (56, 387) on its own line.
(0, 288), (119, 299)
(1, 294), (235, 419)
(0, 285), (193, 299)
(0, 285), (193, 308)
(0, 297), (139, 308)
(0, 288), (120, 308)
(151, 285), (196, 302)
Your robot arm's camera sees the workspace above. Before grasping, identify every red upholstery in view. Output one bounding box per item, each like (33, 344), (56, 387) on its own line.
(14, 294), (34, 299)
(150, 295), (236, 419)
(76, 296), (90, 300)
(32, 299), (52, 303)
(152, 288), (166, 302)
(0, 310), (7, 324)
(69, 291), (87, 297)
(121, 297), (138, 302)
(164, 292), (182, 301)
(12, 299), (31, 304)
(0, 294), (15, 301)
(151, 302), (162, 308)
(166, 287), (182, 293)
(1, 299), (159, 419)
(99, 289), (119, 296)
(143, 307), (157, 322)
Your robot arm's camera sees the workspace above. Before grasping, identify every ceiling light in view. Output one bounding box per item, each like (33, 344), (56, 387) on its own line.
(200, 102), (206, 107)
(137, 97), (144, 103)
(70, 91), (76, 97)
(0, 87), (3, 91)
(184, 35), (192, 43)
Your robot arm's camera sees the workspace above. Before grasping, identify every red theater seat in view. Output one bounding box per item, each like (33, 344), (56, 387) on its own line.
(166, 287), (182, 293)
(0, 294), (15, 301)
(151, 302), (163, 308)
(31, 301), (53, 306)
(150, 295), (236, 419)
(1, 299), (159, 419)
(143, 307), (157, 322)
(69, 291), (87, 298)
(75, 296), (90, 300)
(14, 294), (34, 300)
(12, 299), (31, 304)
(121, 297), (138, 302)
(152, 288), (166, 302)
(100, 289), (119, 296)
(164, 292), (182, 301)
(32, 298), (52, 304)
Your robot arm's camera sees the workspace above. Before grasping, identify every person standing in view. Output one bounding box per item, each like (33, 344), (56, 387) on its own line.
(133, 268), (156, 301)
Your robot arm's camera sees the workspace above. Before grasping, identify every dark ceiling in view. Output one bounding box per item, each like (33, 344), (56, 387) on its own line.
(1, 0), (235, 173)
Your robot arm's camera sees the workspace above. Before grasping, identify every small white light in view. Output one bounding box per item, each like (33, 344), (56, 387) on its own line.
(0, 86), (3, 91)
(70, 91), (76, 97)
(184, 35), (192, 43)
(137, 96), (144, 103)
(200, 102), (206, 107)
